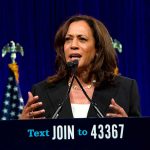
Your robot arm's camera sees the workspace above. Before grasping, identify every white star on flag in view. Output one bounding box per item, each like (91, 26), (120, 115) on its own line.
(8, 77), (13, 81)
(7, 84), (12, 90)
(2, 109), (8, 114)
(10, 111), (15, 117)
(13, 95), (17, 100)
(12, 103), (16, 108)
(18, 105), (23, 110)
(19, 97), (24, 103)
(4, 100), (9, 105)
(13, 86), (18, 92)
(5, 92), (11, 97)
(1, 117), (7, 120)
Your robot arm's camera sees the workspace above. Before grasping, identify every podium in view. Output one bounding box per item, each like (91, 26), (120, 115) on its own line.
(0, 118), (150, 149)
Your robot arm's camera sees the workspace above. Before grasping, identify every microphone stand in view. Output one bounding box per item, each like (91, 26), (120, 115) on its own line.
(52, 60), (78, 119)
(74, 76), (104, 118)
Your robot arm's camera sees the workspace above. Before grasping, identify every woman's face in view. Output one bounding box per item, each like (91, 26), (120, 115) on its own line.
(64, 20), (96, 69)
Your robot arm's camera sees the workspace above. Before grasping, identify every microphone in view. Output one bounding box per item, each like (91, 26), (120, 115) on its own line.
(52, 60), (78, 119)
(74, 76), (104, 118)
(67, 59), (78, 74)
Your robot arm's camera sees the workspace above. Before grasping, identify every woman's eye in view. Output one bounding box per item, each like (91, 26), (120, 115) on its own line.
(80, 38), (87, 41)
(65, 37), (71, 41)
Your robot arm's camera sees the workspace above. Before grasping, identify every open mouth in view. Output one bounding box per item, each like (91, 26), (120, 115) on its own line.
(69, 53), (82, 60)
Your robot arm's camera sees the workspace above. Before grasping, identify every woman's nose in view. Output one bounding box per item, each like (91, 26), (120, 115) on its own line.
(71, 39), (79, 50)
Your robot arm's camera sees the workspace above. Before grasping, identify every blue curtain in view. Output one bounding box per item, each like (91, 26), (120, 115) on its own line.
(0, 0), (149, 116)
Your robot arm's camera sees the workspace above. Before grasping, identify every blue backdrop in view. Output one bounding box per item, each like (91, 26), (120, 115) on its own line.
(0, 0), (149, 116)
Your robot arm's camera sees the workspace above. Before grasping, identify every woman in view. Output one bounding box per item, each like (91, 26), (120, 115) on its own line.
(20, 15), (141, 119)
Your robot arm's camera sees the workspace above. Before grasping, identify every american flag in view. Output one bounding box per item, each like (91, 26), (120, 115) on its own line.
(0, 66), (24, 120)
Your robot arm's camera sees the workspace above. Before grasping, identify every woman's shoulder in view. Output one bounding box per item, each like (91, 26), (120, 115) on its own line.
(115, 75), (135, 82)
(32, 80), (47, 88)
(115, 75), (136, 82)
(114, 75), (137, 87)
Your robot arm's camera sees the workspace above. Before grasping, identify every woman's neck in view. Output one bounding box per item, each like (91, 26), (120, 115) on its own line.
(76, 67), (91, 82)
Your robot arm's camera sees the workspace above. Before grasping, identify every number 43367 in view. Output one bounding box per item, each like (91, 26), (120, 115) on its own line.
(91, 124), (124, 139)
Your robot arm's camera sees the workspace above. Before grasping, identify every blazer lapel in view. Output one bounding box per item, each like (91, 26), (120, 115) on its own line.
(87, 84), (119, 118)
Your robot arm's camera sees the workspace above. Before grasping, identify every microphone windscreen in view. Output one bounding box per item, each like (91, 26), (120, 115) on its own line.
(73, 59), (79, 66)
(66, 61), (74, 68)
(66, 60), (79, 68)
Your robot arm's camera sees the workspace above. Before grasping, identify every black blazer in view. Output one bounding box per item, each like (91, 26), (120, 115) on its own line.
(31, 75), (141, 118)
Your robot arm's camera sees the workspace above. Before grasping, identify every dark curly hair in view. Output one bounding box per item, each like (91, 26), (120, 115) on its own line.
(47, 15), (117, 87)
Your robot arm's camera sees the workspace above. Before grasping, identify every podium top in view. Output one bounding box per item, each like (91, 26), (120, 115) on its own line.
(0, 118), (149, 149)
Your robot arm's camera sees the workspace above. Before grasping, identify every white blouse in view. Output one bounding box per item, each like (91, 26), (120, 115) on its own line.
(71, 104), (90, 118)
